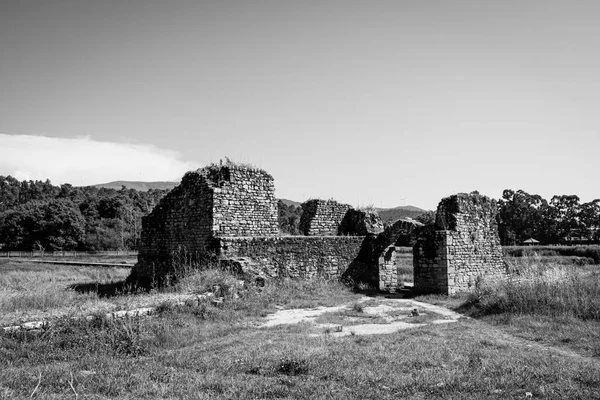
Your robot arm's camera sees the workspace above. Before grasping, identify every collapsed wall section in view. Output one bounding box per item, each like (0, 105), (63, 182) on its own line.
(338, 208), (384, 236)
(299, 199), (351, 236)
(413, 193), (506, 294)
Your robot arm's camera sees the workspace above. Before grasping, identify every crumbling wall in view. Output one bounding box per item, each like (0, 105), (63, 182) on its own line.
(133, 164), (279, 283)
(339, 208), (384, 236)
(413, 193), (506, 294)
(135, 172), (214, 280)
(299, 199), (351, 236)
(134, 162), (506, 294)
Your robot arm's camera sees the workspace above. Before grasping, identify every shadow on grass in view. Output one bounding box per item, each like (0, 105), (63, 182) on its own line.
(70, 280), (150, 298)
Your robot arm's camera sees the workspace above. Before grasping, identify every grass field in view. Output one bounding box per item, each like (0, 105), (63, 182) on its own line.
(1, 255), (600, 398)
(395, 252), (414, 285)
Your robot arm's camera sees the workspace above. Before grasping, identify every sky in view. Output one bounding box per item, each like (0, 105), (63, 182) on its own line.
(1, 0), (599, 210)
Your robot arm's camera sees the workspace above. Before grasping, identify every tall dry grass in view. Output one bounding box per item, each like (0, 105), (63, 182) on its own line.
(472, 257), (600, 320)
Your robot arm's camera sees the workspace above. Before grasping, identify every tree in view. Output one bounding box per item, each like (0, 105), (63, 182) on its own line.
(548, 195), (581, 242)
(0, 175), (169, 250)
(278, 201), (302, 235)
(416, 210), (436, 226)
(497, 189), (547, 245)
(0, 199), (85, 250)
(578, 199), (600, 240)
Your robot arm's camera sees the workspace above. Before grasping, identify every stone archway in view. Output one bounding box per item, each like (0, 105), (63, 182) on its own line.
(372, 219), (423, 292)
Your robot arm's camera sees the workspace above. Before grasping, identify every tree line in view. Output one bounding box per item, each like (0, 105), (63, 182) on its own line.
(497, 190), (600, 245)
(0, 176), (305, 251)
(0, 176), (168, 251)
(0, 176), (597, 250)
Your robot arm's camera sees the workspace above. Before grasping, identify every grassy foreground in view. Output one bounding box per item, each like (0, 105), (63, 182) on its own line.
(0, 260), (132, 326)
(2, 259), (600, 399)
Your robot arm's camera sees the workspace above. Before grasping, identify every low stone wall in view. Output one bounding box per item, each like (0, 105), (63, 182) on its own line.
(299, 199), (351, 236)
(218, 236), (365, 280)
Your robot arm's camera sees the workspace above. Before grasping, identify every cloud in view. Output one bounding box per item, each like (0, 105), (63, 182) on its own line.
(0, 134), (200, 185)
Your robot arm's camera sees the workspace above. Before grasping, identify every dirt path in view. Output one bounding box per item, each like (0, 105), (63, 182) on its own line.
(260, 296), (466, 337)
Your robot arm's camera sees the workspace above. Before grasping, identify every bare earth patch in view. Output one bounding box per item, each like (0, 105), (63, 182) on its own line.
(261, 296), (465, 336)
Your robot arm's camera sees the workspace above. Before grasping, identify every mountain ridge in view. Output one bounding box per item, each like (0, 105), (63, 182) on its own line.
(90, 180), (178, 192)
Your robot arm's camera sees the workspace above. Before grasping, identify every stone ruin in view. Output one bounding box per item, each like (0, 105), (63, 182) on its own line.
(132, 162), (506, 294)
(299, 199), (351, 236)
(339, 208), (384, 236)
(413, 193), (506, 294)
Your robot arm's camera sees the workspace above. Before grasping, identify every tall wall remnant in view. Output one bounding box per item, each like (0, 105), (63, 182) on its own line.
(134, 163), (279, 281)
(413, 193), (506, 295)
(299, 199), (351, 236)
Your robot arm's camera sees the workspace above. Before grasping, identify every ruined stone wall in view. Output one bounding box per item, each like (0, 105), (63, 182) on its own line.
(339, 209), (384, 236)
(414, 193), (506, 294)
(218, 236), (364, 280)
(136, 172), (214, 280)
(378, 245), (400, 292)
(413, 228), (449, 294)
(299, 199), (351, 236)
(133, 165), (279, 282)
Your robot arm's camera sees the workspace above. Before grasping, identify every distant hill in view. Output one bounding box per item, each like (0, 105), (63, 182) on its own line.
(91, 181), (178, 192)
(376, 205), (428, 223)
(279, 198), (302, 207)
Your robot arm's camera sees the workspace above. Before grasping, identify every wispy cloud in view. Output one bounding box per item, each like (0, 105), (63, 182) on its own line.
(0, 134), (200, 185)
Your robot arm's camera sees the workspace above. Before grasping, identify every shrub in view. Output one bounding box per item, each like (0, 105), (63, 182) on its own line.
(275, 357), (309, 376)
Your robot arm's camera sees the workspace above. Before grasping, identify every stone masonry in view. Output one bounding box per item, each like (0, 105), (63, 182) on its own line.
(299, 199), (351, 236)
(133, 163), (370, 285)
(133, 160), (506, 294)
(338, 208), (384, 236)
(133, 163), (279, 282)
(413, 193), (506, 294)
(218, 236), (364, 280)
